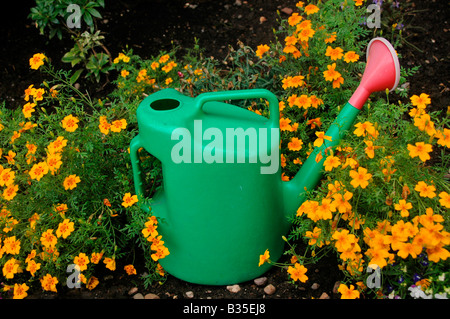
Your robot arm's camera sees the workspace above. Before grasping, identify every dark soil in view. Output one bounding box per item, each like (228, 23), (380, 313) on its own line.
(1, 0), (448, 300)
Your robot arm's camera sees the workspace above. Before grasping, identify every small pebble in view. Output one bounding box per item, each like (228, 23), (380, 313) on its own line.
(319, 292), (330, 299)
(133, 293), (144, 299)
(144, 293), (160, 299)
(227, 284), (241, 293)
(128, 287), (138, 295)
(264, 284), (276, 295)
(333, 281), (341, 294)
(254, 277), (268, 286)
(185, 291), (194, 299)
(311, 283), (320, 290)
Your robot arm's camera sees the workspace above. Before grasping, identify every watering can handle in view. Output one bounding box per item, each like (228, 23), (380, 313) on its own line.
(129, 135), (150, 213)
(194, 89), (280, 128)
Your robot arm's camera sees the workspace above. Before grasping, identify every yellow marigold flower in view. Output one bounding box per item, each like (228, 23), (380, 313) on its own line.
(3, 236), (21, 255)
(46, 153), (62, 174)
(124, 264), (137, 275)
(313, 131), (332, 147)
(24, 84), (36, 101)
(91, 252), (104, 264)
(439, 191), (450, 208)
(325, 46), (344, 60)
(47, 136), (67, 154)
(349, 167), (372, 189)
(10, 131), (21, 144)
(353, 121), (376, 137)
(13, 283), (29, 299)
(332, 76), (344, 89)
(26, 260), (41, 277)
(74, 252), (90, 271)
(394, 200), (413, 217)
(338, 283), (360, 299)
(104, 257), (116, 271)
(29, 162), (49, 181)
(151, 245), (170, 261)
(33, 88), (45, 101)
(427, 244), (450, 263)
(122, 192), (138, 207)
(354, 0), (364, 6)
(87, 276), (99, 290)
(159, 54), (170, 64)
(288, 12), (302, 26)
(61, 114), (79, 132)
(5, 150), (16, 164)
(414, 181), (436, 198)
(364, 140), (375, 158)
(324, 32), (337, 44)
(283, 44), (301, 58)
(280, 117), (293, 132)
(40, 273), (58, 292)
(151, 61), (160, 70)
(63, 174), (81, 190)
(407, 142), (432, 162)
(344, 51), (359, 63)
(288, 137), (303, 151)
(22, 102), (36, 118)
(284, 35), (298, 46)
(295, 94), (311, 109)
(323, 63), (341, 82)
(287, 263), (308, 282)
(29, 53), (46, 70)
(397, 242), (422, 259)
(99, 116), (111, 135)
(410, 93), (431, 109)
(121, 69), (129, 78)
(40, 229), (57, 248)
(305, 226), (322, 246)
(256, 44), (270, 58)
(310, 96), (323, 109)
(110, 119), (127, 133)
(413, 114), (436, 136)
(297, 26), (315, 42)
(324, 155), (341, 171)
(436, 128), (450, 148)
(0, 168), (15, 187)
(304, 4), (319, 15)
(258, 249), (270, 267)
(3, 258), (19, 279)
(56, 219), (75, 239)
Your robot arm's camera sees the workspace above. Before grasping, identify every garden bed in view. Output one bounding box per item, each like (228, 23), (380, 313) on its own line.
(0, 0), (449, 300)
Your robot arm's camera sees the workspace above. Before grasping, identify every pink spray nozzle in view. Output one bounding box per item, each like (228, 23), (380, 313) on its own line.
(349, 37), (401, 110)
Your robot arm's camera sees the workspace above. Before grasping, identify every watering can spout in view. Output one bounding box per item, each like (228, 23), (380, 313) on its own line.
(282, 37), (400, 218)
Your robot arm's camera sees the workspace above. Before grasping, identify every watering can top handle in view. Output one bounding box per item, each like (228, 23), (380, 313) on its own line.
(194, 89), (280, 128)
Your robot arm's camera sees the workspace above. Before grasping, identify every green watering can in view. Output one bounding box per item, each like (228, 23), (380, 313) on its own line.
(130, 38), (400, 285)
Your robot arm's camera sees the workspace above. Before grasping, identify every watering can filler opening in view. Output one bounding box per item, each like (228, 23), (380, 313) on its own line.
(129, 37), (400, 285)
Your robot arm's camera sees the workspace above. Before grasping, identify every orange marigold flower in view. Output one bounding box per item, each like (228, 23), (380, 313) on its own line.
(304, 4), (319, 15)
(407, 142), (433, 162)
(287, 263), (308, 282)
(29, 53), (46, 70)
(255, 44), (270, 58)
(124, 264), (137, 275)
(323, 63), (341, 82)
(288, 137), (303, 151)
(122, 192), (138, 207)
(344, 51), (360, 63)
(410, 93), (431, 109)
(325, 46), (344, 60)
(61, 114), (79, 132)
(288, 12), (302, 26)
(414, 181), (436, 198)
(63, 174), (81, 190)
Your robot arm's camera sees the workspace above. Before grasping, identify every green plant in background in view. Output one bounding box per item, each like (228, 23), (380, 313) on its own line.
(29, 0), (111, 83)
(3, 0), (448, 298)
